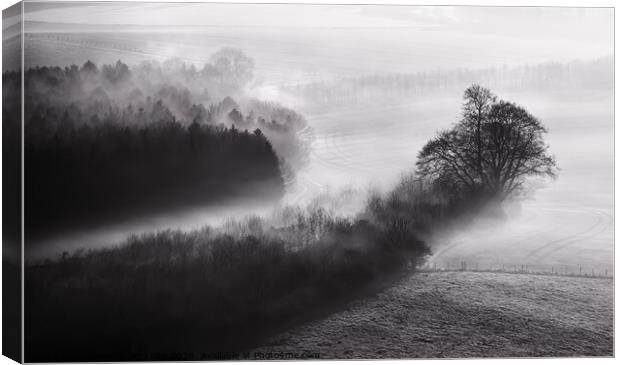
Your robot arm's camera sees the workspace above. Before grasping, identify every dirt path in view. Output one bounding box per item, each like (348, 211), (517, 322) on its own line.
(253, 272), (613, 359)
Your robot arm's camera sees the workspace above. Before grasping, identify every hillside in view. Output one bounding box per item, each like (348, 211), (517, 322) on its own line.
(253, 271), (613, 359)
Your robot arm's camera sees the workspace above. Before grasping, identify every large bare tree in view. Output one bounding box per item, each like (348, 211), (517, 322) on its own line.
(416, 85), (558, 201)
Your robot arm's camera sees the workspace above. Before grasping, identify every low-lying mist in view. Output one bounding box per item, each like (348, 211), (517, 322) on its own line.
(21, 48), (313, 171)
(7, 50), (321, 240)
(281, 56), (613, 112)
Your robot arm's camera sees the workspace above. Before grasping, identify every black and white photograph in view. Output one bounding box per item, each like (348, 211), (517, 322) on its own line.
(1, 0), (615, 362)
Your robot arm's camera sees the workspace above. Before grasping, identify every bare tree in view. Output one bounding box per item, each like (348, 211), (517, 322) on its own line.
(208, 47), (254, 90)
(416, 85), (558, 201)
(461, 84), (496, 182)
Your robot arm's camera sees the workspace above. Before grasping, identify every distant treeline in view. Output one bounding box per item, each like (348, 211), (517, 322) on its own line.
(22, 50), (311, 170)
(3, 55), (294, 237)
(286, 56), (613, 108)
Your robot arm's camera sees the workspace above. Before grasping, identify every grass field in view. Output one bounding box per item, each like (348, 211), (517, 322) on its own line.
(253, 271), (613, 359)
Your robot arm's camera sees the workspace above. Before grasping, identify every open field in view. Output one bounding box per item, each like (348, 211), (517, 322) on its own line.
(253, 271), (613, 359)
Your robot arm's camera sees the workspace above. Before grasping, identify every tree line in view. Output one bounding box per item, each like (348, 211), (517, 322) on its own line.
(23, 52), (311, 169)
(3, 58), (290, 238)
(286, 56), (613, 109)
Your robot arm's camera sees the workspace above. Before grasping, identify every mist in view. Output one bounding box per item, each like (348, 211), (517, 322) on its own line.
(15, 49), (316, 255)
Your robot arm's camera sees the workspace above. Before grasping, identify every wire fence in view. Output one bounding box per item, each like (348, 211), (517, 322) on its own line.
(418, 261), (614, 279)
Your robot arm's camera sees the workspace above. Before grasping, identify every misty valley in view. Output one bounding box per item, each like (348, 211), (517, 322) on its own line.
(1, 4), (614, 362)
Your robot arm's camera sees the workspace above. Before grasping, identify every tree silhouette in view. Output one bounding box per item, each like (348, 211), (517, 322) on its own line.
(102, 60), (130, 84)
(209, 47), (254, 91)
(5, 64), (287, 238)
(416, 85), (558, 202)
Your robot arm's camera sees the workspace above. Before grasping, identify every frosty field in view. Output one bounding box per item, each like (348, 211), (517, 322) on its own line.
(254, 271), (614, 358)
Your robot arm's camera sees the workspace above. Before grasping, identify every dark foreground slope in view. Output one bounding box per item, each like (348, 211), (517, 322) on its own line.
(254, 271), (613, 359)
